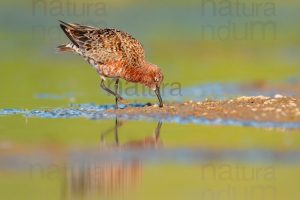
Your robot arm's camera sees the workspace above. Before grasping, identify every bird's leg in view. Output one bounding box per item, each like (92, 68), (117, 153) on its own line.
(115, 78), (120, 109)
(100, 79), (124, 107)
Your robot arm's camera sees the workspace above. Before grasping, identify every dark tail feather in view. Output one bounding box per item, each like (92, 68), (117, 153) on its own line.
(58, 20), (76, 28)
(56, 44), (73, 52)
(59, 20), (79, 47)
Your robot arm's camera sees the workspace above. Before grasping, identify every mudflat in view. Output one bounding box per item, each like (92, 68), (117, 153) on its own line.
(110, 96), (300, 123)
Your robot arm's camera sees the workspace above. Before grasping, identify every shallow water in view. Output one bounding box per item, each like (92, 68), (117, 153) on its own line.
(1, 83), (300, 199)
(1, 114), (300, 200)
(1, 98), (300, 129)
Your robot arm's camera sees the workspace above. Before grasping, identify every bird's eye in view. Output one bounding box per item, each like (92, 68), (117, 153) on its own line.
(154, 77), (159, 82)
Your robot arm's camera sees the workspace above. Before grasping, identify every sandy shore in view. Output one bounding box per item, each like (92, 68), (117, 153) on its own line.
(110, 95), (300, 123)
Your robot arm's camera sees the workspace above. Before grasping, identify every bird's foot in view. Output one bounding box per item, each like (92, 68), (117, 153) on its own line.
(118, 98), (128, 104)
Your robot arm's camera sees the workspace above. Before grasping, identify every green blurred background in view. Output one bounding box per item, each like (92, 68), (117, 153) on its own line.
(1, 0), (299, 108)
(0, 0), (300, 199)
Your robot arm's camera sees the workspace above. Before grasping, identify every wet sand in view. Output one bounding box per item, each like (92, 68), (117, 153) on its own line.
(110, 95), (300, 123)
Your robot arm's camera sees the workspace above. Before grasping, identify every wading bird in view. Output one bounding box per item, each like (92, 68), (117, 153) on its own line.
(57, 20), (164, 108)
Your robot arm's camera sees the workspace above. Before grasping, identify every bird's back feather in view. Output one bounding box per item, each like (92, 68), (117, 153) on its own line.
(58, 20), (146, 68)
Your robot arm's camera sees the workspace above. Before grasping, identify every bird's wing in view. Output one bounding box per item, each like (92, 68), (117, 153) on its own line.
(59, 21), (145, 67)
(109, 29), (146, 68)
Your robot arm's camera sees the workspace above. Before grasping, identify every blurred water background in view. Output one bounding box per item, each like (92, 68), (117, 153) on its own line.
(0, 0), (300, 199)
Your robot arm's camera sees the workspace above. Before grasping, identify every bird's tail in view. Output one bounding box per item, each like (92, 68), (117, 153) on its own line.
(56, 44), (73, 52)
(58, 20), (80, 47)
(57, 20), (96, 53)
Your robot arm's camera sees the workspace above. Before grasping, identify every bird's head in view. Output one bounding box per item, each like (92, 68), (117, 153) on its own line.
(141, 63), (164, 107)
(141, 63), (164, 90)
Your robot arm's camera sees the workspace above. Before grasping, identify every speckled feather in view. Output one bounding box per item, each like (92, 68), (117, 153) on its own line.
(58, 21), (146, 78)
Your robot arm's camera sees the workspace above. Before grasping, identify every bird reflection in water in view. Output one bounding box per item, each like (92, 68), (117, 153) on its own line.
(101, 117), (163, 148)
(63, 117), (163, 199)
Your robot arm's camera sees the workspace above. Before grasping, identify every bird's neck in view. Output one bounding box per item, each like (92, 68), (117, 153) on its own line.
(122, 64), (152, 86)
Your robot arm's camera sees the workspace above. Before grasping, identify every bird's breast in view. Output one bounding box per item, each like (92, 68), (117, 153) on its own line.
(96, 61), (125, 78)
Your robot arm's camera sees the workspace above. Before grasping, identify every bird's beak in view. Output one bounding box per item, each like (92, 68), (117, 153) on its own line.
(154, 86), (163, 107)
